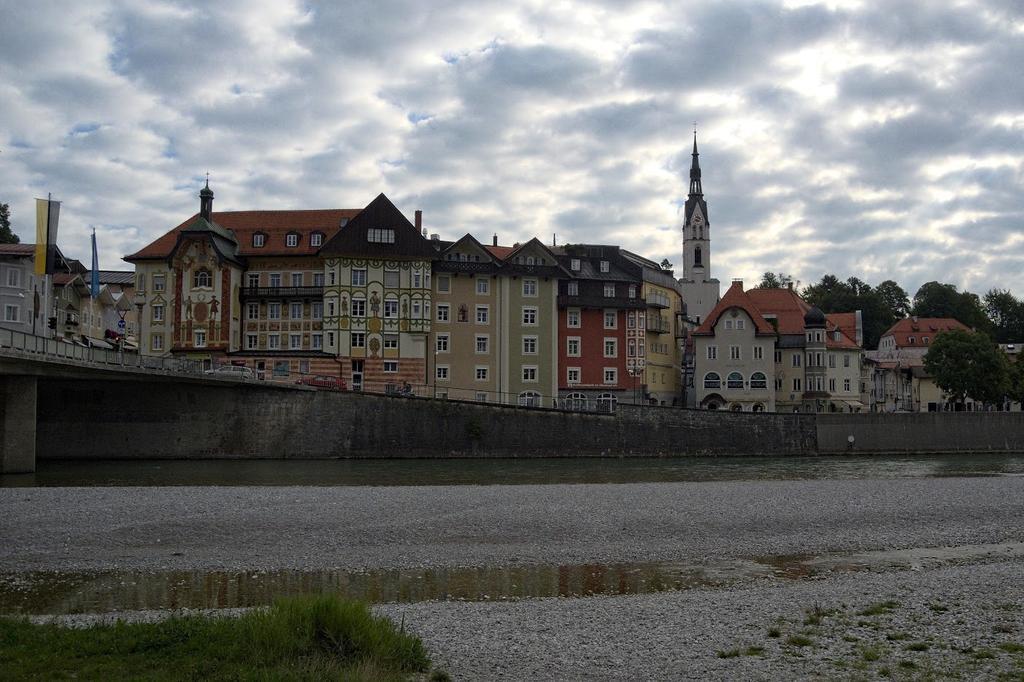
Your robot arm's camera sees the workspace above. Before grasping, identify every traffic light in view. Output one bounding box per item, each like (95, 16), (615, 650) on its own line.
(47, 317), (57, 330)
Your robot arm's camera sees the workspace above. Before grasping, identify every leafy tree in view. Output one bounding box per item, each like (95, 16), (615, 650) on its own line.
(801, 274), (895, 349)
(660, 258), (673, 270)
(984, 289), (1024, 343)
(756, 271), (796, 289)
(0, 203), (19, 244)
(923, 329), (1010, 406)
(875, 280), (910, 319)
(912, 281), (990, 333)
(1008, 359), (1024, 405)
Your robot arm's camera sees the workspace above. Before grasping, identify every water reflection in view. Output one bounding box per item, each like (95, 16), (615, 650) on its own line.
(4, 454), (1024, 488)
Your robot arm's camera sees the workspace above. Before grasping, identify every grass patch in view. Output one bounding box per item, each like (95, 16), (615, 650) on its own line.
(999, 642), (1024, 654)
(0, 595), (431, 680)
(858, 600), (900, 617)
(994, 623), (1017, 634)
(879, 666), (892, 677)
(803, 603), (835, 626)
(972, 648), (997, 660)
(787, 634), (814, 647)
(898, 660), (918, 670)
(744, 646), (765, 656)
(767, 627), (781, 638)
(905, 642), (930, 652)
(886, 632), (909, 641)
(861, 645), (883, 662)
(842, 634), (860, 643)
(928, 603), (949, 613)
(717, 648), (742, 658)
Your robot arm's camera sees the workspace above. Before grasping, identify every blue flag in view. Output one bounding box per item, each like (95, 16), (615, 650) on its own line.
(90, 229), (100, 297)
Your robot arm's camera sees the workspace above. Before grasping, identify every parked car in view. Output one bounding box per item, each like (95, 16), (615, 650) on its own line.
(204, 365), (255, 380)
(295, 374), (347, 391)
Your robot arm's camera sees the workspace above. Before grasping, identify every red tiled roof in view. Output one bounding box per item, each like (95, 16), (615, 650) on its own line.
(485, 245), (514, 260)
(881, 317), (969, 348)
(693, 281), (776, 336)
(0, 244), (35, 255)
(746, 287), (810, 335)
(125, 209), (362, 261)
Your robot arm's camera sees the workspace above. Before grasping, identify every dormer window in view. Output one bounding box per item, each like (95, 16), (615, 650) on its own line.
(253, 233), (266, 248)
(908, 336), (915, 344)
(311, 232), (324, 247)
(286, 233), (300, 247)
(599, 260), (609, 273)
(368, 228), (395, 244)
(571, 258), (580, 271)
(526, 256), (535, 265)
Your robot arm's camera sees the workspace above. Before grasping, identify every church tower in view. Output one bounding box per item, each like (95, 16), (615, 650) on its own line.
(679, 131), (720, 326)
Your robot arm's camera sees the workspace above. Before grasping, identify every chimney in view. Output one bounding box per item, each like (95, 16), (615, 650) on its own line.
(732, 278), (744, 291)
(415, 210), (422, 232)
(552, 233), (557, 246)
(787, 281), (793, 291)
(493, 234), (498, 247)
(430, 233), (439, 241)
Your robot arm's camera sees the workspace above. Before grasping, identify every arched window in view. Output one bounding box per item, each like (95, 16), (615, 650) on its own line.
(752, 402), (766, 412)
(694, 246), (702, 267)
(750, 372), (767, 389)
(596, 393), (617, 413)
(564, 392), (587, 412)
(193, 269), (212, 288)
(727, 372), (744, 389)
(518, 391), (542, 408)
(704, 372), (721, 389)
(730, 403), (743, 411)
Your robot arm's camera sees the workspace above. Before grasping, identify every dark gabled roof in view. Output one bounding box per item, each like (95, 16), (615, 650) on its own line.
(89, 270), (136, 285)
(554, 244), (642, 282)
(168, 215), (243, 266)
(500, 238), (571, 278)
(319, 193), (436, 260)
(435, 234), (503, 273)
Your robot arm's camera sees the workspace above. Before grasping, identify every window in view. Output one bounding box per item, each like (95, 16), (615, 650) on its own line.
(475, 366), (488, 381)
(704, 372), (721, 389)
(312, 334), (323, 350)
(328, 270), (336, 285)
(774, 350), (782, 363)
(567, 337), (581, 356)
(603, 368), (617, 384)
(412, 300), (422, 319)
(299, 360), (310, 375)
(437, 304), (449, 322)
(290, 334), (302, 350)
(312, 302), (323, 319)
(269, 273), (282, 287)
(153, 274), (165, 292)
(844, 378), (851, 392)
(3, 304), (19, 322)
(599, 260), (609, 273)
(725, 320), (733, 330)
(792, 354), (801, 367)
(751, 372), (767, 389)
(384, 361), (398, 373)
(570, 258), (580, 271)
(522, 279), (537, 296)
(413, 271), (422, 288)
(477, 278), (490, 295)
(384, 298), (398, 318)
(567, 309), (581, 328)
(628, 338), (636, 357)
(522, 306), (537, 325)
(268, 334), (280, 350)
(604, 310), (617, 328)
(352, 298), (366, 317)
(707, 345), (717, 360)
(290, 302), (303, 319)
(286, 233), (299, 247)
(253, 233), (265, 247)
(522, 336), (537, 354)
(567, 367), (581, 383)
(436, 334), (449, 352)
(604, 283), (615, 297)
(829, 353), (837, 368)
(476, 305), (489, 324)
(247, 273), (259, 288)
(268, 302), (281, 320)
(604, 338), (617, 358)
(367, 228), (395, 243)
(793, 378), (802, 391)
(194, 330), (206, 347)
(844, 354), (851, 367)
(327, 300), (336, 316)
(291, 273), (303, 287)
(753, 346), (763, 360)
(522, 366), (538, 382)
(519, 391), (541, 407)
(567, 281), (579, 296)
(829, 378), (837, 392)
(311, 232), (324, 247)
(136, 273), (146, 292)
(438, 276), (450, 293)
(152, 304), (164, 322)
(351, 269), (367, 286)
(313, 272), (324, 287)
(352, 332), (365, 348)
(384, 270), (400, 288)
(151, 333), (164, 351)
(729, 345), (741, 360)
(383, 334), (398, 349)
(327, 332), (335, 347)
(727, 372), (743, 389)
(193, 269), (212, 288)
(475, 335), (489, 353)
(436, 365), (449, 381)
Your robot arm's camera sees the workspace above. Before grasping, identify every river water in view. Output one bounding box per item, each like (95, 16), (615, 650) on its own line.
(4, 453), (1024, 488)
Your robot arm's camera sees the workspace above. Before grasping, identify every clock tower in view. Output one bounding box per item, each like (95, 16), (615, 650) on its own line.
(679, 131), (720, 326)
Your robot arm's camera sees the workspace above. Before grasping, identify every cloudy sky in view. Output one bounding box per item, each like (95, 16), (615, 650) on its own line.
(1, 0), (1022, 298)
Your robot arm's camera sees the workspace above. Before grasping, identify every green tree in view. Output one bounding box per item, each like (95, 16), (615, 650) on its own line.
(923, 329), (1010, 406)
(1008, 360), (1024, 405)
(912, 281), (990, 332)
(983, 289), (1024, 343)
(875, 280), (910, 319)
(755, 271), (796, 289)
(0, 203), (19, 244)
(801, 274), (895, 349)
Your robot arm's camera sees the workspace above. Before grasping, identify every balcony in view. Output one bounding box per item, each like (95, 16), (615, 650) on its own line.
(558, 294), (645, 309)
(647, 314), (670, 334)
(241, 286), (324, 300)
(646, 291), (671, 309)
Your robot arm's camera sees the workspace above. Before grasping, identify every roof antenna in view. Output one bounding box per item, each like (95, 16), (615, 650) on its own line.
(205, 171), (210, 188)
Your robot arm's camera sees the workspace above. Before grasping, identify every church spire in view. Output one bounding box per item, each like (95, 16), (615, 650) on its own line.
(689, 129), (703, 197)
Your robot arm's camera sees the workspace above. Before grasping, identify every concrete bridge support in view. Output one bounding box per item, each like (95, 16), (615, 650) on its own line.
(0, 376), (36, 474)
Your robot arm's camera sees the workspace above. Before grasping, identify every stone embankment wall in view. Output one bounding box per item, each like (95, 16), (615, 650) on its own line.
(37, 379), (816, 459)
(817, 412), (1024, 455)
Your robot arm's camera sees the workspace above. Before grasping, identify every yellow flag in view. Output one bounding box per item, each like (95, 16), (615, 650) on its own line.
(35, 199), (48, 275)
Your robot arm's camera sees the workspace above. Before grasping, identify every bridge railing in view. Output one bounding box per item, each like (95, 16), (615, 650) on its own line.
(0, 329), (207, 376)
